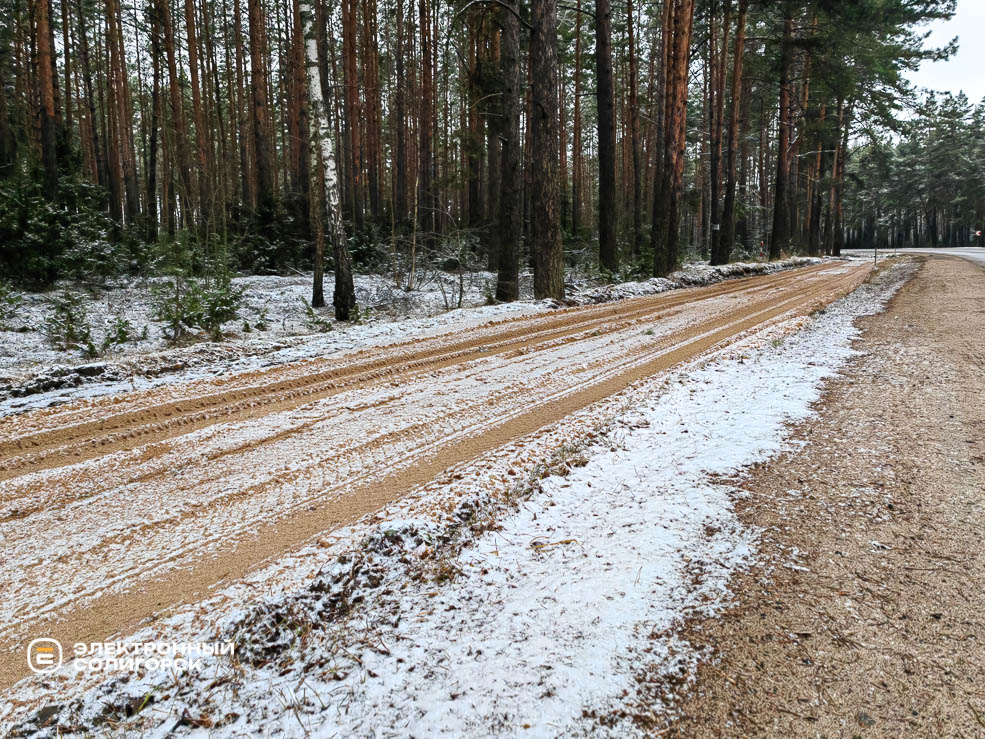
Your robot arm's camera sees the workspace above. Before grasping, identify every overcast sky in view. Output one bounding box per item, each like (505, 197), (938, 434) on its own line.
(906, 0), (985, 104)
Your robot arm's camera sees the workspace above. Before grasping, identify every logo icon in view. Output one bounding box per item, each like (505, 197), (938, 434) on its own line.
(27, 639), (63, 674)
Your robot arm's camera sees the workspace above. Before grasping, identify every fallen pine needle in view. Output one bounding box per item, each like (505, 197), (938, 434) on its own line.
(530, 538), (579, 549)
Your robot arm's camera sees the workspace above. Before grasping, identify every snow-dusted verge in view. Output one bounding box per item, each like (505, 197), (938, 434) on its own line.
(1, 261), (913, 737)
(0, 257), (826, 414)
(0, 270), (505, 400)
(562, 255), (824, 305)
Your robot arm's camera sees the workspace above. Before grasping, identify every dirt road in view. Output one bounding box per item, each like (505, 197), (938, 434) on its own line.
(660, 256), (985, 736)
(0, 262), (870, 691)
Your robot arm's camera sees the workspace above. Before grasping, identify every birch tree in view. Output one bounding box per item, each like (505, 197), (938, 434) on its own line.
(302, 0), (357, 319)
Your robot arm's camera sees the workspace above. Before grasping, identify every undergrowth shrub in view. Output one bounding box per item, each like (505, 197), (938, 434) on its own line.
(43, 292), (93, 352)
(301, 299), (332, 332)
(100, 316), (136, 354)
(0, 280), (23, 329)
(0, 177), (147, 287)
(199, 275), (245, 339)
(152, 274), (245, 342)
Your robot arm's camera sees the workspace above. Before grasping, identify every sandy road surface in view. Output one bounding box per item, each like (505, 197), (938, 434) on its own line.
(0, 262), (871, 691)
(662, 256), (985, 736)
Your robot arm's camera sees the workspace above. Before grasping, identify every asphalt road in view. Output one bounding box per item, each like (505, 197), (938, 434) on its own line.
(846, 246), (985, 266)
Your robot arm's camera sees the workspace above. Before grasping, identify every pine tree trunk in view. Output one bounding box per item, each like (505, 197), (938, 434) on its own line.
(626, 0), (642, 258)
(291, 0), (312, 237)
(483, 25), (501, 268)
(234, 0), (252, 207)
(770, 4), (794, 259)
(823, 97), (843, 255)
(719, 0), (747, 264)
(157, 0), (195, 221)
(594, 0), (617, 272)
(36, 0), (59, 201)
(466, 21), (482, 232)
(361, 0), (382, 221)
(394, 0), (408, 230)
(571, 0), (582, 235)
(249, 0), (276, 226)
(833, 101), (850, 257)
(60, 0), (72, 131)
(184, 0), (209, 229)
(494, 1), (521, 302)
(651, 0), (695, 276)
(341, 0), (363, 232)
(709, 0), (731, 266)
(807, 103), (826, 256)
(103, 0), (124, 222)
(530, 0), (563, 299)
(417, 0), (435, 250)
(146, 0), (161, 241)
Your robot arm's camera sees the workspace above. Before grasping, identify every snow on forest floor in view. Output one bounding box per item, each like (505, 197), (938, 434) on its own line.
(0, 257), (826, 415)
(0, 260), (914, 737)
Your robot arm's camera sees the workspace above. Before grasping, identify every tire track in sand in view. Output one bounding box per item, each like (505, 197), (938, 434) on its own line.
(0, 265), (832, 481)
(0, 266), (831, 517)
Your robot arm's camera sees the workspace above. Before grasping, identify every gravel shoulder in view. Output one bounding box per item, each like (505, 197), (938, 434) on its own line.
(660, 256), (985, 737)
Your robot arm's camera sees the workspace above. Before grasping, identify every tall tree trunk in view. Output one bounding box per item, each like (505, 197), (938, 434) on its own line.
(807, 103), (826, 256)
(833, 101), (850, 257)
(466, 20), (482, 232)
(340, 0), (363, 232)
(770, 4), (794, 259)
(107, 0), (140, 224)
(483, 21), (501, 267)
(650, 0), (695, 276)
(594, 0), (617, 272)
(416, 0), (435, 249)
(157, 0), (195, 221)
(60, 0), (72, 133)
(302, 0), (356, 317)
(36, 0), (59, 201)
(494, 1), (521, 302)
(184, 0), (209, 231)
(708, 0), (731, 265)
(292, 0), (312, 236)
(103, 0), (124, 222)
(719, 0), (747, 264)
(146, 0), (161, 241)
(394, 0), (408, 230)
(249, 0), (276, 225)
(626, 0), (642, 258)
(361, 0), (382, 220)
(234, 0), (252, 206)
(530, 0), (563, 299)
(823, 97), (844, 255)
(571, 0), (582, 234)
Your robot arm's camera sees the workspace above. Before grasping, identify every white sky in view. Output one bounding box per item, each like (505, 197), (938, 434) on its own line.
(906, 0), (985, 104)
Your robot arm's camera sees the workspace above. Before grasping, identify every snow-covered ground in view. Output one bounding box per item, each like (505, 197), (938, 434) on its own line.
(0, 257), (825, 415)
(1, 260), (913, 737)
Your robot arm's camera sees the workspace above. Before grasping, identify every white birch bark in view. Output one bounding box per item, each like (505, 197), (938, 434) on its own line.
(301, 1), (356, 318)
(302, 2), (343, 245)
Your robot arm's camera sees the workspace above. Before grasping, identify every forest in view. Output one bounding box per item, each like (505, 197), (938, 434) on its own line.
(0, 0), (963, 320)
